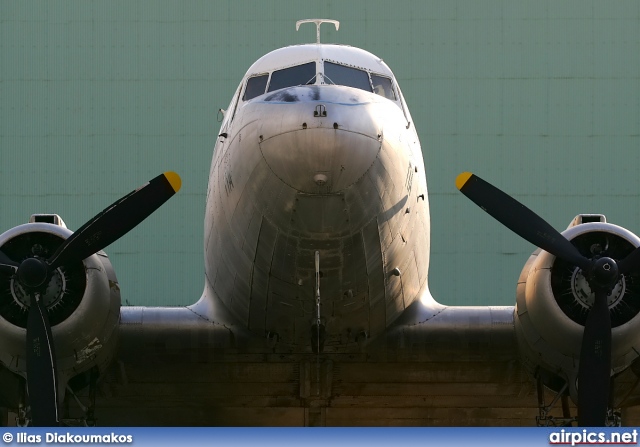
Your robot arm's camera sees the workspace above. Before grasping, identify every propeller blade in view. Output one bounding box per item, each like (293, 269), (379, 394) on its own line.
(455, 172), (618, 426)
(456, 172), (591, 271)
(47, 171), (181, 270)
(0, 264), (15, 275)
(26, 293), (59, 426)
(618, 245), (640, 275)
(19, 172), (180, 425)
(0, 249), (18, 267)
(0, 249), (19, 274)
(577, 287), (612, 426)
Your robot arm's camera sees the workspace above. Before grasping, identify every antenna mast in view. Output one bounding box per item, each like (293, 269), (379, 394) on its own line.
(296, 19), (340, 44)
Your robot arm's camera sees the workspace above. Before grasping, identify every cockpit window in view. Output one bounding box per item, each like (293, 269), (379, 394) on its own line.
(324, 62), (371, 92)
(267, 62), (316, 92)
(244, 74), (269, 101)
(371, 74), (396, 100)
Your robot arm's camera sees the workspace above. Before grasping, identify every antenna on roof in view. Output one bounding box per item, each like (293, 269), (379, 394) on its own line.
(296, 19), (340, 44)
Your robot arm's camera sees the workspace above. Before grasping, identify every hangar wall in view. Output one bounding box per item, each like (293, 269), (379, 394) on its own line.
(1, 1), (639, 306)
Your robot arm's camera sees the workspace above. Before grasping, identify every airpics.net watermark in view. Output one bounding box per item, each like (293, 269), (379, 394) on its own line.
(3, 432), (133, 444)
(549, 429), (638, 446)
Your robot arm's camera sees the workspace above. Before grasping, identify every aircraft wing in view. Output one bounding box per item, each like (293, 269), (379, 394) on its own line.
(70, 303), (638, 426)
(84, 304), (529, 426)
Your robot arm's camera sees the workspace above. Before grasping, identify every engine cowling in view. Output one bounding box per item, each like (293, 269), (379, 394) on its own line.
(515, 215), (640, 402)
(0, 216), (120, 399)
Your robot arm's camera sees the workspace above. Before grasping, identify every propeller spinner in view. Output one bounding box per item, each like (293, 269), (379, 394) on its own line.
(1, 171), (181, 426)
(456, 171), (640, 426)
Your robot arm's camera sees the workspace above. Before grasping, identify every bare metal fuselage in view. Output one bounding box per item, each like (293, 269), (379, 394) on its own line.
(194, 83), (433, 350)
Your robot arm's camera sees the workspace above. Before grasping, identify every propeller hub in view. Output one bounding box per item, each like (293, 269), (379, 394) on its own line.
(591, 256), (619, 289)
(17, 257), (49, 289)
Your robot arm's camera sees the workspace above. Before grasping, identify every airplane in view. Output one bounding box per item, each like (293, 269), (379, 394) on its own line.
(1, 18), (640, 427)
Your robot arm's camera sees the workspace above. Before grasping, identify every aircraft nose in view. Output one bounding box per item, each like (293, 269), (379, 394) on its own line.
(258, 100), (382, 194)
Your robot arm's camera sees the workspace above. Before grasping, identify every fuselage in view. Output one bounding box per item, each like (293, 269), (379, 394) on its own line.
(193, 43), (434, 351)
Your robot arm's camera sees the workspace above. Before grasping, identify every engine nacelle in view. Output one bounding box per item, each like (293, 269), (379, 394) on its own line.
(515, 215), (640, 402)
(0, 216), (121, 397)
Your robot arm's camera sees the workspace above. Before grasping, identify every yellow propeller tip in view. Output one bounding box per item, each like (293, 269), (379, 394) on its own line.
(455, 172), (473, 191)
(164, 171), (182, 192)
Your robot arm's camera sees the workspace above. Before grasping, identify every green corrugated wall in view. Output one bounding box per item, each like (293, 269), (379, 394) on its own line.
(1, 1), (639, 306)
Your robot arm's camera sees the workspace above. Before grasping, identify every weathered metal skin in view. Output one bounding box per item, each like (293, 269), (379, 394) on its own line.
(515, 221), (640, 404)
(0, 222), (121, 400)
(192, 44), (435, 350)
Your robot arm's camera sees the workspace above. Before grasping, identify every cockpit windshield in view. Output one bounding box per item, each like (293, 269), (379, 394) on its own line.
(241, 59), (398, 102)
(267, 62), (316, 92)
(323, 62), (371, 92)
(244, 74), (269, 101)
(324, 61), (396, 101)
(371, 74), (396, 100)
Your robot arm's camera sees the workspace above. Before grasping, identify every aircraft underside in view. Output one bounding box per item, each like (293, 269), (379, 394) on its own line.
(41, 321), (640, 427)
(3, 304), (640, 427)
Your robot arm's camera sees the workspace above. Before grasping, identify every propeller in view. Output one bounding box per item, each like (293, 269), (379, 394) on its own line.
(4, 171), (181, 426)
(0, 249), (18, 275)
(456, 172), (640, 426)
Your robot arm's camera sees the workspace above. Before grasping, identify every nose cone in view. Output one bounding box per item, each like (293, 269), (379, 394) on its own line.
(257, 86), (383, 194)
(260, 127), (381, 193)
